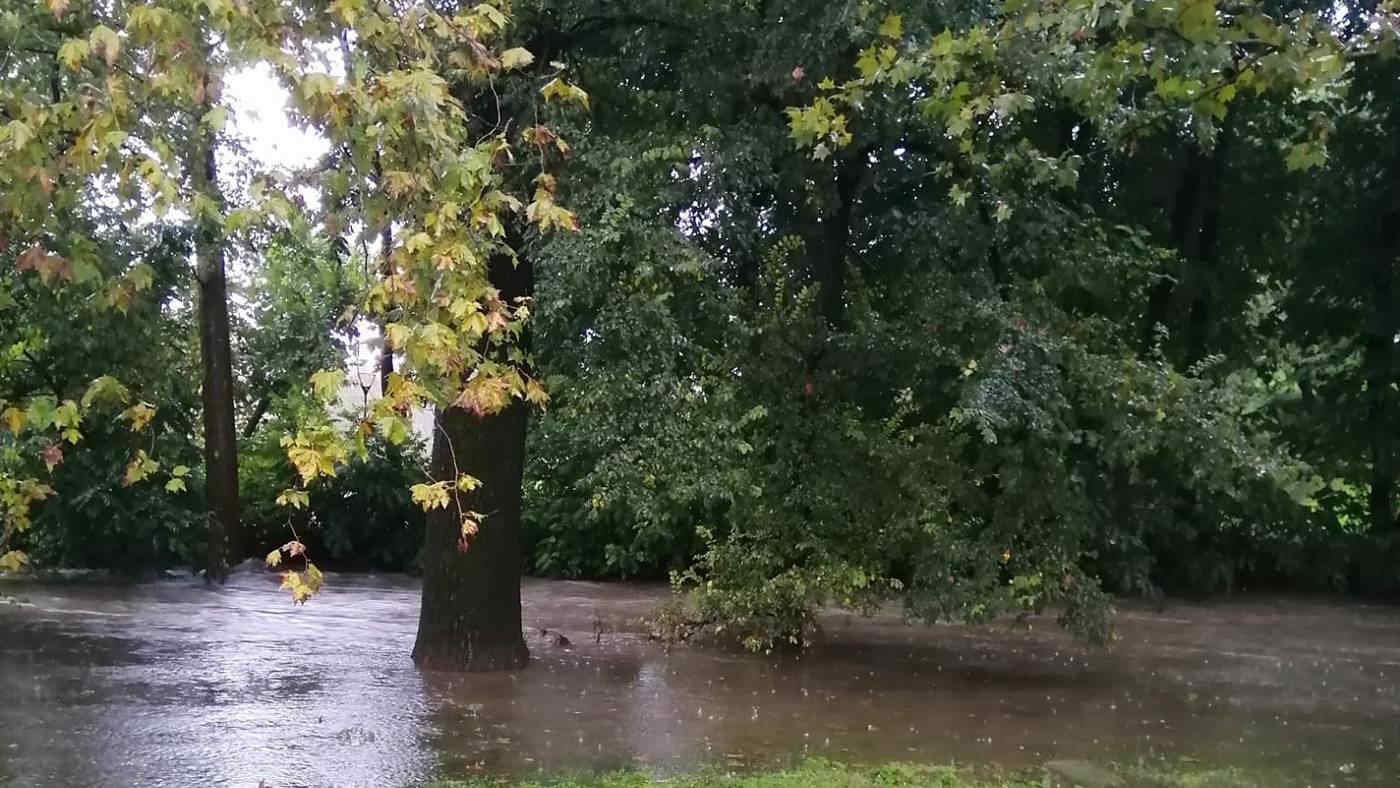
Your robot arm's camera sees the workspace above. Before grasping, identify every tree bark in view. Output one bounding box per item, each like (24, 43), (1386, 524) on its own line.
(411, 400), (531, 671)
(1364, 265), (1395, 536)
(378, 224), (394, 394)
(1142, 142), (1219, 356)
(1182, 127), (1228, 363)
(810, 151), (867, 330)
(1365, 77), (1400, 538)
(411, 248), (534, 672)
(191, 91), (241, 581)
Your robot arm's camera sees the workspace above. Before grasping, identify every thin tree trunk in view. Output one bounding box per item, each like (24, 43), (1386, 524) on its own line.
(191, 69), (240, 582)
(241, 394), (271, 439)
(378, 223), (394, 394)
(1364, 282), (1395, 536)
(411, 248), (533, 672)
(811, 152), (866, 330)
(1143, 144), (1205, 353)
(1183, 126), (1228, 363)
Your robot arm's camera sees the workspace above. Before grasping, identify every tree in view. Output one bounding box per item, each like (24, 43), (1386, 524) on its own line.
(513, 0), (1400, 647)
(258, 0), (585, 669)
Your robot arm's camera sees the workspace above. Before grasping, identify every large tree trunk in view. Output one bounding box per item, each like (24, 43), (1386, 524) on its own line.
(411, 401), (531, 671)
(411, 249), (533, 672)
(1365, 84), (1400, 539)
(191, 72), (240, 582)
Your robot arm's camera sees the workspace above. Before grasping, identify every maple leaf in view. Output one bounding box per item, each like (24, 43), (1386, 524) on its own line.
(0, 550), (29, 572)
(121, 450), (159, 486)
(310, 369), (346, 400)
(410, 482), (452, 511)
(15, 246), (72, 285)
(40, 444), (63, 472)
(2, 407), (24, 436)
(501, 47), (534, 70)
(120, 402), (157, 432)
(276, 488), (310, 508)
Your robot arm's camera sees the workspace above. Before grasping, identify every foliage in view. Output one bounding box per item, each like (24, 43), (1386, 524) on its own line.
(0, 211), (201, 570)
(243, 415), (427, 570)
(511, 0), (1400, 651)
(5, 0), (1400, 665)
(0, 0), (586, 593)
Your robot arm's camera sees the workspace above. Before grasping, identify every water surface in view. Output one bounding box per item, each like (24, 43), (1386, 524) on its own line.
(1, 574), (1397, 786)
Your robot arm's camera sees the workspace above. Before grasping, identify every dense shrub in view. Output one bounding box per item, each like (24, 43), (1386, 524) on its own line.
(241, 422), (428, 571)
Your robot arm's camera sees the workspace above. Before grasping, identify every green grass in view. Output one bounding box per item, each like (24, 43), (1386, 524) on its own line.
(428, 761), (1036, 788)
(427, 757), (1287, 788)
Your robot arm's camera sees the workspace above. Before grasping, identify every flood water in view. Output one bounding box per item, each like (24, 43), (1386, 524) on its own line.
(1, 573), (1398, 787)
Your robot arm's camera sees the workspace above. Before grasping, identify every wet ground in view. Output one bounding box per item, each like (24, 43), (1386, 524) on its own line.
(0, 573), (1397, 787)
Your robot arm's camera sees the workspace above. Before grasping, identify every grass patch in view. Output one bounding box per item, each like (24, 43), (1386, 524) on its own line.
(428, 760), (1037, 787)
(428, 757), (1298, 788)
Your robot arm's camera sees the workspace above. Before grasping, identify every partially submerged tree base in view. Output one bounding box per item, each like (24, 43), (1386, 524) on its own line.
(411, 404), (531, 673)
(412, 633), (529, 672)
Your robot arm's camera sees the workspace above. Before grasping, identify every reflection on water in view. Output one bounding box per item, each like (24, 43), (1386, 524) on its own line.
(1, 574), (1398, 786)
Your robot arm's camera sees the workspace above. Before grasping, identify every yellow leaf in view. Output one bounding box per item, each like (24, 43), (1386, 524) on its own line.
(0, 550), (29, 572)
(121, 449), (159, 486)
(500, 47), (534, 70)
(276, 488), (310, 508)
(120, 402), (156, 431)
(2, 407), (23, 436)
(265, 549), (282, 567)
(410, 482), (452, 511)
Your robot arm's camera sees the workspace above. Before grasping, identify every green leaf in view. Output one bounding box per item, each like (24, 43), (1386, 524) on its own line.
(310, 369), (346, 400)
(276, 488), (311, 509)
(948, 183), (970, 207)
(474, 3), (508, 30)
(4, 120), (34, 153)
(878, 14), (903, 39)
(82, 375), (130, 408)
(202, 107), (228, 131)
(88, 25), (121, 67)
(57, 38), (89, 71)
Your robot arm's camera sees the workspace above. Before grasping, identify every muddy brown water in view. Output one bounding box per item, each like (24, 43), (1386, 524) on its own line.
(0, 574), (1397, 787)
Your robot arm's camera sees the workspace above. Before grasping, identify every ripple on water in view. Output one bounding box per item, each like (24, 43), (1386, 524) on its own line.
(1, 576), (1398, 786)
